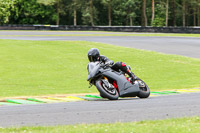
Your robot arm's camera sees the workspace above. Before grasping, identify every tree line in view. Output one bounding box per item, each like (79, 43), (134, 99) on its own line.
(0, 0), (200, 27)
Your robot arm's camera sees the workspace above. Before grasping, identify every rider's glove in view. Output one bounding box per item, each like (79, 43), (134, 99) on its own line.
(105, 60), (114, 66)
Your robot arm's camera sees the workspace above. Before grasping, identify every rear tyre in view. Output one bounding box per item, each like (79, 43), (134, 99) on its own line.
(137, 80), (150, 98)
(95, 80), (119, 100)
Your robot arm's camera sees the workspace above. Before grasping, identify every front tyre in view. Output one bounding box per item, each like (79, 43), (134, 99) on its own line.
(137, 80), (150, 98)
(95, 80), (119, 100)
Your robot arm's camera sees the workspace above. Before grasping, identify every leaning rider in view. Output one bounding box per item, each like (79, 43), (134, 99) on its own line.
(87, 48), (137, 82)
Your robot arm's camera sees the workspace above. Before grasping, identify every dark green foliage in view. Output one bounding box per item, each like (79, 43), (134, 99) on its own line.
(8, 0), (56, 24)
(152, 3), (166, 26)
(0, 0), (15, 24)
(0, 0), (200, 26)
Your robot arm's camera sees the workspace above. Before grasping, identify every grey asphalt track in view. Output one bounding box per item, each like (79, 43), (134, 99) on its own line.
(0, 93), (200, 127)
(0, 31), (200, 127)
(0, 31), (200, 58)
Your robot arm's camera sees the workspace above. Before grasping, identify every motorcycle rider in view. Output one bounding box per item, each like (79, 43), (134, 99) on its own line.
(87, 48), (137, 82)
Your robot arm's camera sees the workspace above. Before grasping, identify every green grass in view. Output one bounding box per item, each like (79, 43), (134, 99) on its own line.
(0, 116), (200, 133)
(0, 39), (199, 97)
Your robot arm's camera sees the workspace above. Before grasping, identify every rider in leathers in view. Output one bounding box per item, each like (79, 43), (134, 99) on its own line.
(87, 48), (137, 82)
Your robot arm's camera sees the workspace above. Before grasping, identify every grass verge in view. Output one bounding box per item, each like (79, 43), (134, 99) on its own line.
(0, 39), (199, 97)
(0, 116), (200, 133)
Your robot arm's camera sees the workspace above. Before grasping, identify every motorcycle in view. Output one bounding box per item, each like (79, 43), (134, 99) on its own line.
(87, 62), (150, 100)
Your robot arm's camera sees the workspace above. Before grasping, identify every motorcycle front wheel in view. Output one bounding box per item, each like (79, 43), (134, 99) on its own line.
(95, 80), (119, 100)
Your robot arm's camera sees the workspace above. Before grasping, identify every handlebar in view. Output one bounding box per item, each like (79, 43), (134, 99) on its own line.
(99, 62), (112, 69)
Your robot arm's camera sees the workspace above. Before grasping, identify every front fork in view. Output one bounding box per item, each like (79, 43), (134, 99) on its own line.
(88, 76), (111, 88)
(102, 77), (115, 90)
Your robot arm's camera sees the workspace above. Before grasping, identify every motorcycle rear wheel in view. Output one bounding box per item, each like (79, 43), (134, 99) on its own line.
(95, 80), (119, 100)
(137, 80), (150, 98)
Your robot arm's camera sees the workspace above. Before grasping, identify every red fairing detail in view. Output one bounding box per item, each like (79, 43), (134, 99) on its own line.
(113, 81), (118, 89)
(125, 76), (131, 83)
(121, 62), (126, 67)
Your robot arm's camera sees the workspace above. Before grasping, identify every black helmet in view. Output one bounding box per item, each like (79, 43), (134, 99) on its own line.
(88, 48), (100, 62)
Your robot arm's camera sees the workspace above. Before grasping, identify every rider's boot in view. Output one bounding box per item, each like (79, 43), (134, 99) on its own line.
(120, 62), (137, 83)
(127, 72), (137, 83)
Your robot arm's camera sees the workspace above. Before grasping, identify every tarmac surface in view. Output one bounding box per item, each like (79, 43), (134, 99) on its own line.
(0, 31), (200, 58)
(0, 93), (200, 127)
(0, 31), (199, 127)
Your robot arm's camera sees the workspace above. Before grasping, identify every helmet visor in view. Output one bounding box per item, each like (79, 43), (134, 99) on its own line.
(88, 55), (99, 62)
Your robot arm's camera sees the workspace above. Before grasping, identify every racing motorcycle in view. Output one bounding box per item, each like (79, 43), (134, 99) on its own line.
(87, 62), (150, 100)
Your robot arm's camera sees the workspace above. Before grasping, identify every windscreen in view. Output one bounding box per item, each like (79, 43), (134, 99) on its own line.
(87, 62), (99, 74)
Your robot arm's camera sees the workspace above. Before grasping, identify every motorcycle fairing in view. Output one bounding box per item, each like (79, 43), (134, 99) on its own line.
(87, 62), (100, 81)
(101, 69), (140, 97)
